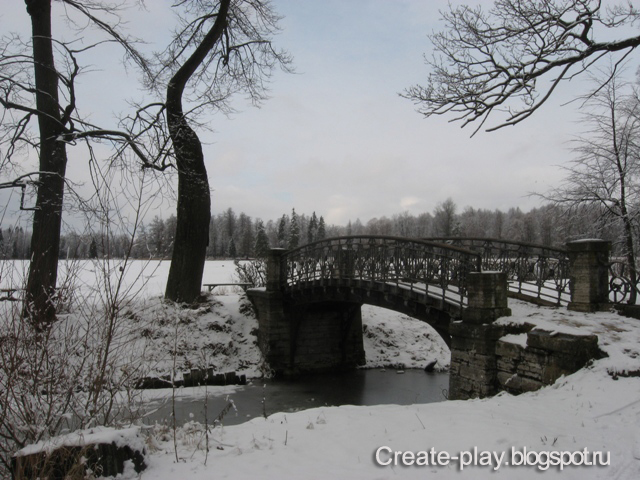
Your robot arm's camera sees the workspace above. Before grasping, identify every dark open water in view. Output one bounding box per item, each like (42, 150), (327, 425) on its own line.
(143, 369), (449, 427)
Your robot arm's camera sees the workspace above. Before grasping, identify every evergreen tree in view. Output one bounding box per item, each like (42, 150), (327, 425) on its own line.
(228, 237), (237, 258)
(289, 209), (300, 249)
(254, 220), (270, 258)
(277, 214), (287, 247)
(225, 208), (237, 240)
(238, 213), (254, 257)
(89, 238), (98, 259)
(317, 216), (326, 240)
(308, 212), (318, 243)
(133, 223), (149, 259)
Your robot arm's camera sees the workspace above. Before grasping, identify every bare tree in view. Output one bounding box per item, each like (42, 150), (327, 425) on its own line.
(543, 66), (640, 302)
(403, 0), (640, 133)
(154, 0), (292, 303)
(0, 1), (149, 325)
(433, 197), (459, 236)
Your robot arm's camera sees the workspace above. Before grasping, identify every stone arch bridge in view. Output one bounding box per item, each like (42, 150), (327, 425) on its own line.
(247, 236), (613, 398)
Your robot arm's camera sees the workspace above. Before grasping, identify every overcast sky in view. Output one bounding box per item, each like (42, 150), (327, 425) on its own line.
(1, 0), (638, 230)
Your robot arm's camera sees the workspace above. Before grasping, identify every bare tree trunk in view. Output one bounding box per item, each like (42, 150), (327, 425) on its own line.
(163, 113), (211, 303)
(164, 0), (230, 303)
(23, 0), (68, 325)
(622, 214), (637, 304)
(616, 169), (637, 304)
(610, 96), (638, 305)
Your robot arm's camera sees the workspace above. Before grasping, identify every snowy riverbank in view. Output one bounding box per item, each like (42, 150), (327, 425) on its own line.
(126, 288), (640, 479)
(5, 260), (640, 479)
(140, 298), (640, 480)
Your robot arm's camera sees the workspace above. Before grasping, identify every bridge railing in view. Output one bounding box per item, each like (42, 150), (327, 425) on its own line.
(425, 237), (571, 306)
(608, 259), (639, 305)
(283, 236), (482, 309)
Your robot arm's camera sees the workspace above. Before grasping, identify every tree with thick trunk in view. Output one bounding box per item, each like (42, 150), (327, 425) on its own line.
(163, 0), (230, 303)
(2, 0), (291, 311)
(0, 1), (150, 326)
(161, 0), (292, 303)
(23, 0), (69, 324)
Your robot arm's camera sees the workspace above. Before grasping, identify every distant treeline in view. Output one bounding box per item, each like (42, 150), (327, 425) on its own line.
(0, 199), (625, 260)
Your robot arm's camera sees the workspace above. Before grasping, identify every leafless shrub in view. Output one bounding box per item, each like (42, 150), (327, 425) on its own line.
(234, 259), (266, 288)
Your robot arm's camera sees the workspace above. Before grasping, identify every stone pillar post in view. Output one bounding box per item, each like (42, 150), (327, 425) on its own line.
(463, 271), (512, 323)
(449, 272), (511, 400)
(246, 248), (292, 374)
(336, 247), (355, 279)
(266, 248), (286, 293)
(566, 240), (610, 312)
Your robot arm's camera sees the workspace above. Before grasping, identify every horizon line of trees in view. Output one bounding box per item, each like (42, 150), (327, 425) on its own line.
(0, 199), (627, 261)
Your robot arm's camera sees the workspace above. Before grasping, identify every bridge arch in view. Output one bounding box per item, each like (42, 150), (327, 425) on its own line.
(283, 281), (453, 347)
(248, 236), (510, 375)
(281, 235), (488, 358)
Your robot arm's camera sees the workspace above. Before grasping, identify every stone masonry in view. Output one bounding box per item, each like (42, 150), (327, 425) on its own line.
(496, 329), (601, 394)
(449, 271), (511, 400)
(567, 239), (611, 312)
(249, 249), (365, 375)
(449, 239), (607, 400)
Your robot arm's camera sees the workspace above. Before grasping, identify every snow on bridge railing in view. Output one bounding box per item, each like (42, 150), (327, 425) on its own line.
(424, 237), (571, 307)
(282, 235), (482, 310)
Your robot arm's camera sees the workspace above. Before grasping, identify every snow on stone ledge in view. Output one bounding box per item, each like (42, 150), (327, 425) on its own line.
(15, 426), (145, 458)
(500, 333), (528, 348)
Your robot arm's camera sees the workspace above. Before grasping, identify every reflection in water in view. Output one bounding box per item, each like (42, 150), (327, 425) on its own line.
(144, 369), (449, 427)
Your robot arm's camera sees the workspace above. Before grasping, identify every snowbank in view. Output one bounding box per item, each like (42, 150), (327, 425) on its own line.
(137, 300), (640, 479)
(6, 260), (640, 479)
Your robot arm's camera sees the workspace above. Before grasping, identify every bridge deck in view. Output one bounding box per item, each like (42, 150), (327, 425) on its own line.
(285, 277), (465, 319)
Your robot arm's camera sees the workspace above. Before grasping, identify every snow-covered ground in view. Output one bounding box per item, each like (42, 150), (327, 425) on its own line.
(6, 260), (640, 479)
(137, 301), (640, 480)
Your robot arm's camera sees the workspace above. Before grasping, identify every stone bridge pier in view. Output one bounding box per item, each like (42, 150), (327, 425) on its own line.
(449, 239), (609, 400)
(448, 271), (511, 400)
(248, 249), (366, 376)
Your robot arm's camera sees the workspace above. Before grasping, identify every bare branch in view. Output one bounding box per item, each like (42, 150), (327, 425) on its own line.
(403, 0), (640, 133)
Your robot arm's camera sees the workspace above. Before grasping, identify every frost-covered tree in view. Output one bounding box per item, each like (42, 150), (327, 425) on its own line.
(404, 0), (640, 133)
(433, 198), (458, 237)
(289, 208), (300, 249)
(149, 216), (166, 257)
(544, 67), (640, 302)
(254, 219), (270, 258)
